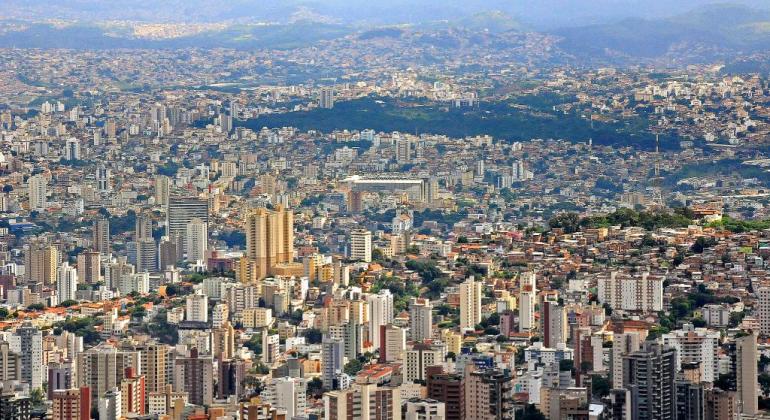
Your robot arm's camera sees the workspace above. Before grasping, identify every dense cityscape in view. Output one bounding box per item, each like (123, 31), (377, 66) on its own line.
(5, 1), (770, 420)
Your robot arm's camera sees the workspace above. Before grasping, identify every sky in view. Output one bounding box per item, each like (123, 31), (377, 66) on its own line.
(4, 0), (770, 28)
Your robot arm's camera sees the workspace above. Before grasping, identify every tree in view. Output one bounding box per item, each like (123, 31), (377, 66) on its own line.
(303, 328), (323, 344)
(344, 359), (363, 376)
(518, 404), (547, 420)
(30, 388), (44, 406)
(59, 300), (78, 308)
(548, 212), (580, 233)
(760, 373), (770, 396)
(591, 374), (611, 398)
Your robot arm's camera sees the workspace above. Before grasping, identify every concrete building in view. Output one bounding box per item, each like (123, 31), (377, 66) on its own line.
(459, 277), (482, 330)
(736, 332), (758, 417)
(351, 229), (372, 262)
(56, 262), (79, 302)
(409, 298), (433, 342)
(185, 217), (208, 263)
(241, 205), (294, 281)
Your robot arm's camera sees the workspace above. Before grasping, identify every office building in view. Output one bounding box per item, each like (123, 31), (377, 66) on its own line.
(166, 197), (209, 242)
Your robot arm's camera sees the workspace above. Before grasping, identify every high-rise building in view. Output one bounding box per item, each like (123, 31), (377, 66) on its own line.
(662, 324), (720, 383)
(93, 218), (111, 255)
(405, 342), (445, 382)
(120, 367), (145, 416)
(173, 348), (213, 407)
(622, 342), (676, 420)
(242, 206), (294, 281)
(96, 164), (111, 192)
(758, 287), (770, 335)
(612, 332), (641, 389)
(262, 377), (307, 418)
(28, 174), (47, 210)
(76, 250), (101, 284)
(323, 383), (401, 420)
(598, 272), (664, 313)
(395, 136), (412, 164)
(135, 213), (153, 240)
(64, 138), (81, 161)
(543, 301), (567, 348)
(154, 176), (171, 207)
(675, 380), (704, 420)
(367, 290), (394, 349)
(459, 277), (482, 330)
(322, 337), (345, 390)
(166, 197), (209, 242)
(379, 324), (406, 363)
(427, 366), (464, 420)
(319, 87), (335, 109)
(350, 229), (372, 262)
(99, 388), (121, 420)
(185, 217), (208, 262)
(77, 344), (141, 408)
(403, 398), (446, 420)
(56, 262), (78, 302)
(25, 244), (59, 285)
(736, 332), (759, 416)
(185, 292), (209, 323)
(48, 363), (74, 399)
(51, 387), (91, 420)
(409, 298), (433, 342)
(0, 341), (21, 383)
(704, 388), (736, 420)
(262, 331), (280, 365)
(9, 322), (43, 390)
(464, 365), (514, 420)
(135, 238), (158, 273)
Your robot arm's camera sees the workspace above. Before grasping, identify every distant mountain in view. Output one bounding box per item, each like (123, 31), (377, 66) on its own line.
(0, 21), (353, 50)
(553, 4), (770, 61)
